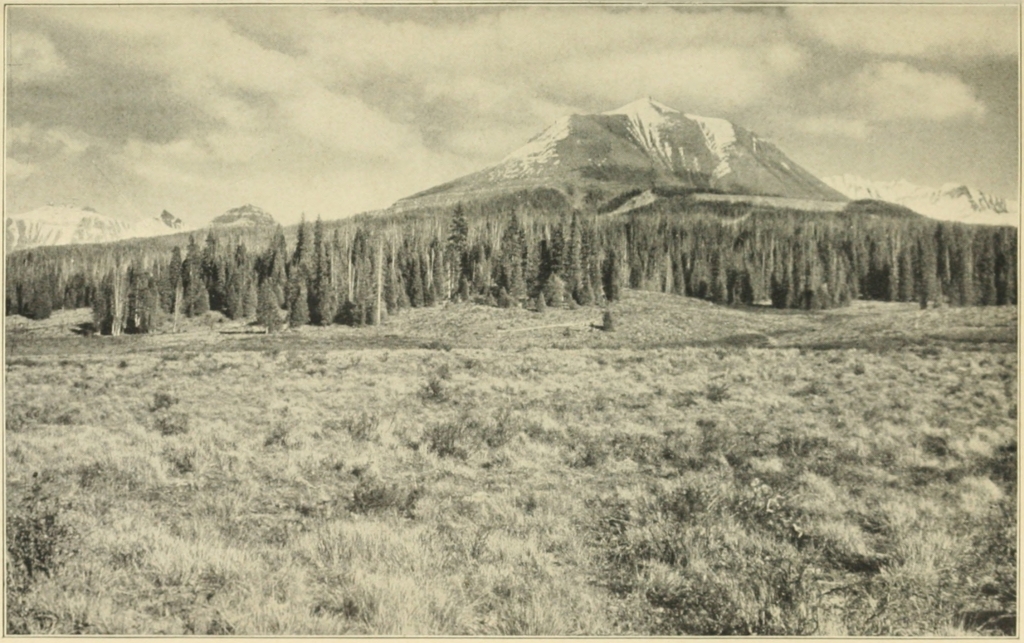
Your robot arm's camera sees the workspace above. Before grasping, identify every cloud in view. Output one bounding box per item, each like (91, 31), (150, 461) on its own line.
(8, 31), (67, 83)
(796, 116), (870, 139)
(303, 8), (803, 101)
(850, 62), (986, 122)
(5, 158), (38, 182)
(790, 5), (1018, 58)
(4, 6), (1018, 221)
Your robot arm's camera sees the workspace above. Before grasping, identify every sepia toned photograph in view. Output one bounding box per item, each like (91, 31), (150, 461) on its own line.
(4, 3), (1019, 636)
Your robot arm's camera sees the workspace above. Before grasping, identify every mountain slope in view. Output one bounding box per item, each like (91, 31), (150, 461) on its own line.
(823, 175), (1019, 226)
(395, 98), (846, 210)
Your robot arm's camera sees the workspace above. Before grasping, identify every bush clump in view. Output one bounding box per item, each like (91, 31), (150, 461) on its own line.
(7, 473), (78, 633)
(349, 475), (422, 517)
(328, 411), (381, 442)
(153, 410), (190, 436)
(424, 420), (476, 459)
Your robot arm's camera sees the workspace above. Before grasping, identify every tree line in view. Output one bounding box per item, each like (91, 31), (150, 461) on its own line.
(5, 197), (1017, 335)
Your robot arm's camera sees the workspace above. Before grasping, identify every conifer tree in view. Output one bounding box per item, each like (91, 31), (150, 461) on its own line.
(25, 287), (52, 320)
(242, 278), (258, 318)
(447, 205), (468, 300)
(257, 280), (283, 333)
(288, 277), (310, 328)
(565, 211), (584, 301)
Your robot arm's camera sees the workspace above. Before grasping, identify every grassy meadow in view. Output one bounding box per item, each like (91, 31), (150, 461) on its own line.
(5, 291), (1018, 635)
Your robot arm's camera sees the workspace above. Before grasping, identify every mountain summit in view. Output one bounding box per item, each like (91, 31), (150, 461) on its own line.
(396, 97), (846, 209)
(210, 204), (277, 228)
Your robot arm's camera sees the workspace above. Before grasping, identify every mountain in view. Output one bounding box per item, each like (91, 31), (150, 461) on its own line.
(209, 204), (276, 228)
(394, 97), (847, 211)
(5, 205), (188, 253)
(823, 175), (1019, 227)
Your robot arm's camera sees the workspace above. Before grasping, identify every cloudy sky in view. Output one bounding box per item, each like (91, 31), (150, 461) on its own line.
(6, 5), (1019, 226)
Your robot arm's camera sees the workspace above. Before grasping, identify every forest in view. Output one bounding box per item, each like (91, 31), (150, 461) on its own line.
(5, 194), (1018, 336)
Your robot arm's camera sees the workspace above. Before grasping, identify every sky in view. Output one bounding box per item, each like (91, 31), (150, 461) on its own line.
(6, 4), (1020, 226)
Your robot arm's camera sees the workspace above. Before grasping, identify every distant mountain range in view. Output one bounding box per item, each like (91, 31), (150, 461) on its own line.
(823, 175), (1018, 227)
(5, 205), (183, 253)
(5, 203), (278, 252)
(7, 98), (1017, 253)
(395, 97), (846, 211)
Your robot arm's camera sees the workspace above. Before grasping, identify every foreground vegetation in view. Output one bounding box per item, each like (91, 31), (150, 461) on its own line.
(6, 291), (1017, 635)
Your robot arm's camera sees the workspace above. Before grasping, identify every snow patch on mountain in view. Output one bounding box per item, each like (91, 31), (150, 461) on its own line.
(605, 98), (680, 170)
(686, 115), (737, 156)
(823, 175), (1018, 226)
(499, 115), (572, 179)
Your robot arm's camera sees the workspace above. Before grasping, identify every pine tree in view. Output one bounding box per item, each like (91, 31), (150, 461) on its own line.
(25, 286), (52, 320)
(288, 278), (310, 328)
(257, 280), (283, 333)
(310, 216), (326, 324)
(605, 247), (622, 302)
(565, 211), (583, 301)
(447, 205), (468, 300)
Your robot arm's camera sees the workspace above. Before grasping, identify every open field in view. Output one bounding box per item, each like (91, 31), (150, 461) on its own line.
(5, 291), (1017, 635)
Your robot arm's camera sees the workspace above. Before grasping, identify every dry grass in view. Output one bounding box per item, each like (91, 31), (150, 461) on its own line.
(5, 291), (1017, 635)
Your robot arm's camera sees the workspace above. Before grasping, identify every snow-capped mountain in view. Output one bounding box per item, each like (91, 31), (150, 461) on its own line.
(823, 175), (1019, 226)
(5, 205), (189, 252)
(395, 97), (846, 210)
(209, 204), (276, 228)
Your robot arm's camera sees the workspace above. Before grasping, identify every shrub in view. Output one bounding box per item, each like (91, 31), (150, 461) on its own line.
(697, 418), (728, 456)
(793, 380), (829, 397)
(163, 446), (196, 475)
(422, 375), (451, 403)
(705, 381), (731, 403)
(7, 472), (78, 634)
(671, 391), (699, 410)
(325, 411), (380, 442)
(264, 422), (290, 448)
(150, 392), (178, 412)
(421, 340), (453, 351)
(481, 409), (522, 448)
(349, 476), (422, 517)
(609, 432), (664, 465)
(424, 420), (475, 459)
(153, 410), (190, 436)
(7, 474), (77, 586)
(567, 431), (608, 468)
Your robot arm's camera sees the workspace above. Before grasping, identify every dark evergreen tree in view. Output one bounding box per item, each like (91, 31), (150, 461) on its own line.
(447, 204), (469, 300)
(257, 280), (283, 333)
